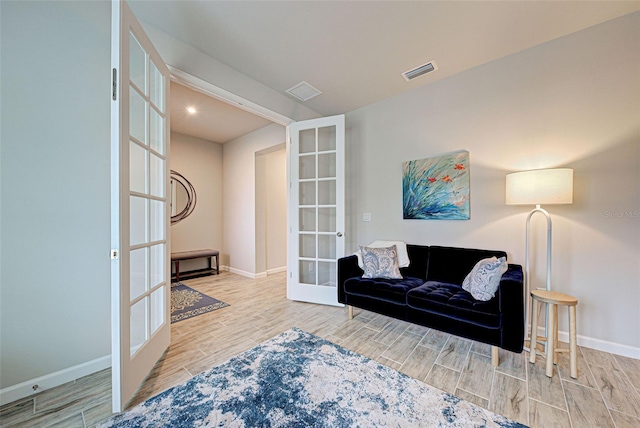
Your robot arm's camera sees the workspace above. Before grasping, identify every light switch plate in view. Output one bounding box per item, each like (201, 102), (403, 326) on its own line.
(362, 213), (372, 222)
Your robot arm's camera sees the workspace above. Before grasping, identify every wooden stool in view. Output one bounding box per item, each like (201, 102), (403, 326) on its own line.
(529, 290), (578, 378)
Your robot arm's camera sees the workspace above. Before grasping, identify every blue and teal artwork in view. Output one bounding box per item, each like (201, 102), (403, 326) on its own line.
(403, 150), (470, 220)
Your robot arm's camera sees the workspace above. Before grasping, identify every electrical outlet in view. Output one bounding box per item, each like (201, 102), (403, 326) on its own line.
(362, 213), (372, 222)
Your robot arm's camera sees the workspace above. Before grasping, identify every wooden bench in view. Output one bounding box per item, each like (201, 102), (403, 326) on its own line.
(171, 249), (219, 282)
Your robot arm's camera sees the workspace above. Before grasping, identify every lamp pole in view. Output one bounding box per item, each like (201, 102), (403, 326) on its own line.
(525, 204), (552, 354)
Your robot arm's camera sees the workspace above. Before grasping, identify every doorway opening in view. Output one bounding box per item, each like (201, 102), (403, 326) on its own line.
(168, 75), (289, 278)
(255, 144), (288, 277)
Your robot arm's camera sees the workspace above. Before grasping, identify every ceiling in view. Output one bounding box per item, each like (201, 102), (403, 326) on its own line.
(130, 1), (640, 140)
(170, 81), (273, 143)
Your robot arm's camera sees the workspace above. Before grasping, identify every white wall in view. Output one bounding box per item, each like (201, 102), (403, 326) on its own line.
(0, 0), (111, 390)
(170, 132), (223, 271)
(345, 13), (640, 354)
(223, 124), (286, 276)
(255, 148), (287, 274)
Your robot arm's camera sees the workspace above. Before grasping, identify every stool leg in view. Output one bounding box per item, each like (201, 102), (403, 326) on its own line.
(529, 297), (539, 364)
(348, 305), (353, 320)
(570, 305), (578, 379)
(175, 261), (180, 282)
(546, 303), (556, 377)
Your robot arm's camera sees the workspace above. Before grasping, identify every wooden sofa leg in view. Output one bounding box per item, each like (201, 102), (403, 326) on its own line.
(491, 346), (499, 367)
(348, 305), (353, 320)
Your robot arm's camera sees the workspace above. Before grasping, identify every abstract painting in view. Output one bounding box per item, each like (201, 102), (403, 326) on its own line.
(403, 150), (470, 220)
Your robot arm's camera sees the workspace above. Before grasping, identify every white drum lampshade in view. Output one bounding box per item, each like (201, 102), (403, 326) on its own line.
(506, 168), (573, 206)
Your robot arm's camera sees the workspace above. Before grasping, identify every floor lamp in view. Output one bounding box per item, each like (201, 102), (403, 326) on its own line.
(505, 168), (573, 351)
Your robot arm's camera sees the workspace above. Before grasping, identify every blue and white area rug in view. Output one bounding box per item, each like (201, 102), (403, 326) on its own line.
(99, 328), (527, 427)
(170, 283), (229, 323)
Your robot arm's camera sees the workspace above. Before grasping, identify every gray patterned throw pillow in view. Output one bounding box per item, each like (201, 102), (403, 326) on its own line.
(462, 256), (508, 301)
(360, 245), (403, 279)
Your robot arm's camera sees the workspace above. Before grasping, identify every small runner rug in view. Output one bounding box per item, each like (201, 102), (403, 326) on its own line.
(98, 328), (527, 427)
(170, 282), (229, 323)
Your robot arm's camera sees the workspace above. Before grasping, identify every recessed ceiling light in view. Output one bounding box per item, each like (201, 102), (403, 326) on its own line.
(187, 107), (197, 114)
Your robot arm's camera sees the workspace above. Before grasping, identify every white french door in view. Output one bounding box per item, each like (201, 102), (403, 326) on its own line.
(287, 115), (345, 306)
(110, 0), (170, 412)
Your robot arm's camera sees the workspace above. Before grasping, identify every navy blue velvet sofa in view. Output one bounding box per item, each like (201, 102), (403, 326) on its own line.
(337, 244), (524, 365)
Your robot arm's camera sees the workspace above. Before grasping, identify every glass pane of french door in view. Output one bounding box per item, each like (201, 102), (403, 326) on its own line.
(128, 31), (167, 357)
(298, 125), (337, 286)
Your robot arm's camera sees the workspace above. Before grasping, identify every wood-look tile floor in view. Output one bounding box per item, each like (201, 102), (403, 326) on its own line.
(2, 272), (639, 427)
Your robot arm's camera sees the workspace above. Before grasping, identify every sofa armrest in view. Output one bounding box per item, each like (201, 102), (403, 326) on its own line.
(337, 255), (363, 304)
(497, 263), (525, 352)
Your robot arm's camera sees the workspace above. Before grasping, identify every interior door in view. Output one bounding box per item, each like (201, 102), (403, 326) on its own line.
(287, 115), (345, 306)
(110, 0), (170, 412)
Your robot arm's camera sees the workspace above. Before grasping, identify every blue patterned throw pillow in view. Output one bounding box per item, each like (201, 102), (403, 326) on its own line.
(462, 256), (508, 301)
(360, 245), (403, 279)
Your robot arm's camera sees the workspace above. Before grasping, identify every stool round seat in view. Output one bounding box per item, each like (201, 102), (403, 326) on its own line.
(529, 289), (579, 379)
(530, 290), (577, 306)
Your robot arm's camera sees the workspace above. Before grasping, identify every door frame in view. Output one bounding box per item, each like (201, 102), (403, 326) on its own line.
(167, 68), (295, 280)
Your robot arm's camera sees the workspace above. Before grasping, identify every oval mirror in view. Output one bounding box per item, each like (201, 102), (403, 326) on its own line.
(170, 170), (197, 224)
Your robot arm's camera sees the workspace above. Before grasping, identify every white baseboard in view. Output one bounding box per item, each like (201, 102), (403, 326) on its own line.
(266, 266), (287, 275)
(532, 326), (640, 359)
(225, 266), (260, 279)
(0, 354), (111, 406)
(224, 265), (286, 279)
(578, 335), (640, 359)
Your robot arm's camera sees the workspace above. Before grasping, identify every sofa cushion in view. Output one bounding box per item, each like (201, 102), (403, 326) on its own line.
(360, 245), (403, 279)
(462, 256), (508, 301)
(406, 281), (500, 327)
(344, 276), (424, 305)
(355, 240), (410, 268)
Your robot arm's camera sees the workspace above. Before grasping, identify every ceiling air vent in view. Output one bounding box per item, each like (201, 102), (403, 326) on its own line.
(286, 81), (322, 102)
(402, 61), (438, 82)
